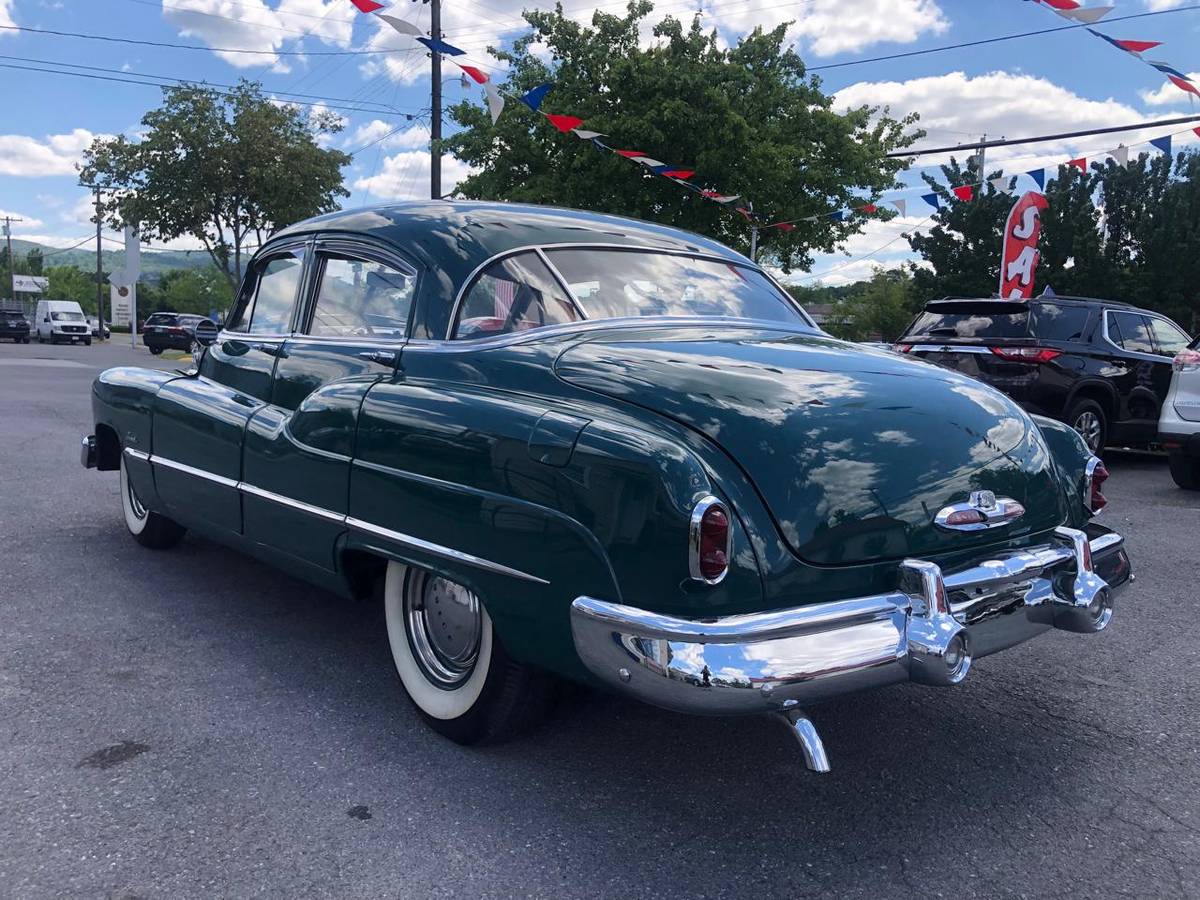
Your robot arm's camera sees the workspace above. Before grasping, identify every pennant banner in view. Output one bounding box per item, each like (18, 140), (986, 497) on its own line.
(349, 0), (385, 12)
(415, 36), (465, 56)
(377, 14), (423, 36)
(1151, 135), (1173, 155)
(520, 83), (553, 111)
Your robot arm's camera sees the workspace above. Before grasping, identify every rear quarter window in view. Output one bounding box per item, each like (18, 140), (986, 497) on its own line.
(1030, 303), (1090, 341)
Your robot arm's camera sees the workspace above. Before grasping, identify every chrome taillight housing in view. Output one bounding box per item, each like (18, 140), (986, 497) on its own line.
(1084, 456), (1109, 515)
(689, 495), (731, 584)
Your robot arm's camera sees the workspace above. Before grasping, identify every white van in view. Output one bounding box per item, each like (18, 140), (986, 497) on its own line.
(35, 300), (91, 345)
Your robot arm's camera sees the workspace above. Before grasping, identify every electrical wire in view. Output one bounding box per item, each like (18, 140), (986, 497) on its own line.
(0, 24), (413, 56)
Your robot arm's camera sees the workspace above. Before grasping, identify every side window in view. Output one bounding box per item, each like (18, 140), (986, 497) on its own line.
(226, 249), (306, 334)
(1147, 317), (1191, 356)
(453, 251), (580, 340)
(1109, 312), (1155, 354)
(308, 253), (414, 339)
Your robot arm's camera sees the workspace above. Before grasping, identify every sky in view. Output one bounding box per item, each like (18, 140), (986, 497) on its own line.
(2, 0), (1200, 285)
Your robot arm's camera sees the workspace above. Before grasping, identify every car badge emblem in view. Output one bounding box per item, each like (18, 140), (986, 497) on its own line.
(934, 491), (1025, 531)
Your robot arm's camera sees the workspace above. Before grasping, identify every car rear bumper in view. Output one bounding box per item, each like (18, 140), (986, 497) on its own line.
(571, 524), (1131, 729)
(1160, 431), (1200, 457)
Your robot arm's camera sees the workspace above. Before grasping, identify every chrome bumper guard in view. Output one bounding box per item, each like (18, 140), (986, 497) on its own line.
(570, 526), (1132, 772)
(80, 434), (97, 469)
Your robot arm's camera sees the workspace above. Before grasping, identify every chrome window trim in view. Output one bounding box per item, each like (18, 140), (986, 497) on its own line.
(534, 246), (589, 322)
(128, 449), (548, 585)
(1102, 309), (1169, 362)
(688, 494), (732, 585)
(231, 238), (313, 338)
(444, 242), (814, 341)
(302, 237), (420, 343)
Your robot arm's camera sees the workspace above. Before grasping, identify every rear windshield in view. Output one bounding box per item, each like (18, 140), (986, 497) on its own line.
(147, 314), (177, 325)
(905, 301), (1090, 341)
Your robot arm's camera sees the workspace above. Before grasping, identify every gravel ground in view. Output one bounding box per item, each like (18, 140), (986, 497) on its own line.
(0, 339), (1197, 899)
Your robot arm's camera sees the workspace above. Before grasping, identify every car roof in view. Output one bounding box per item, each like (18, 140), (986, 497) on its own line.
(270, 200), (748, 283)
(928, 295), (1143, 312)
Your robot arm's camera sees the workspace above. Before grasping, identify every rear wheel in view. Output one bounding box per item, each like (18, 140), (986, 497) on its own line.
(120, 456), (186, 549)
(1168, 450), (1200, 490)
(1067, 399), (1107, 454)
(383, 562), (552, 745)
(148, 346), (162, 355)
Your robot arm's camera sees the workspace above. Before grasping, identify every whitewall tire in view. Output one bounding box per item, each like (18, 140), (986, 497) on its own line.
(120, 456), (186, 549)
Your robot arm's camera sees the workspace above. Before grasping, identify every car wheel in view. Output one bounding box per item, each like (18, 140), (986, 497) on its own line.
(1168, 450), (1200, 490)
(1067, 399), (1107, 454)
(85, 338), (92, 346)
(120, 456), (186, 549)
(383, 562), (553, 745)
(148, 347), (162, 355)
(21, 337), (29, 344)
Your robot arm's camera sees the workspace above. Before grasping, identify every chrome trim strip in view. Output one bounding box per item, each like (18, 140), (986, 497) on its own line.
(534, 246), (589, 322)
(123, 447), (150, 462)
(237, 482), (345, 523)
(150, 454), (239, 489)
(346, 516), (550, 585)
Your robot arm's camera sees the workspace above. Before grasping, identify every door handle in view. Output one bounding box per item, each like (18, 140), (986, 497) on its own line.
(247, 342), (286, 358)
(359, 349), (399, 367)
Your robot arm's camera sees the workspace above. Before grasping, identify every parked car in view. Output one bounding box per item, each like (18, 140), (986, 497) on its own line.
(87, 316), (111, 339)
(895, 296), (1192, 454)
(81, 202), (1133, 772)
(1159, 336), (1200, 489)
(0, 306), (30, 343)
(34, 299), (91, 345)
(141, 312), (209, 354)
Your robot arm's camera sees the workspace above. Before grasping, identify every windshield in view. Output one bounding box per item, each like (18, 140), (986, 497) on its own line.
(51, 311), (85, 321)
(453, 248), (806, 339)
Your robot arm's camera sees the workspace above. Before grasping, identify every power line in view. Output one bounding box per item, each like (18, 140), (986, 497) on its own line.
(893, 114), (1200, 158)
(0, 24), (415, 56)
(40, 236), (97, 257)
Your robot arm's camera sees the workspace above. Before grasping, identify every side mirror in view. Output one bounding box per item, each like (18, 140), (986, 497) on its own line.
(193, 319), (219, 346)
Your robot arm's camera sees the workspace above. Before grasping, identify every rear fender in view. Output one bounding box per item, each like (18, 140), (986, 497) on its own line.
(1031, 414), (1091, 525)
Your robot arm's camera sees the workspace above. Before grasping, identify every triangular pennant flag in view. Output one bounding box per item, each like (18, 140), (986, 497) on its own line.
(484, 82), (505, 125)
(415, 36), (465, 56)
(1026, 168), (1046, 190)
(1056, 7), (1114, 25)
(891, 199), (907, 217)
(701, 190), (740, 203)
(519, 83), (552, 111)
(922, 192), (941, 210)
(1147, 60), (1190, 79)
(571, 129), (605, 140)
(614, 149), (645, 158)
(456, 64), (488, 84)
(632, 157), (668, 169)
(661, 169), (695, 179)
(952, 185), (974, 202)
(1041, 0), (1082, 8)
(1193, 127), (1200, 139)
(1087, 30), (1161, 55)
(544, 113), (584, 133)
(1110, 145), (1129, 166)
(775, 223), (796, 232)
(377, 14), (424, 36)
(831, 210), (847, 222)
(1168, 75), (1200, 97)
(1068, 157), (1087, 173)
(860, 203), (878, 213)
(1151, 135), (1173, 156)
(990, 176), (1010, 194)
(349, 0), (385, 12)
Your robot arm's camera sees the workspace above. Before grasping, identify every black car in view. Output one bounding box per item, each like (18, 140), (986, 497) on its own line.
(895, 296), (1193, 453)
(0, 306), (30, 343)
(141, 312), (209, 354)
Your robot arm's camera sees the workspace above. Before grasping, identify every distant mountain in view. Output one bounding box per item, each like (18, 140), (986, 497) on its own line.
(8, 238), (218, 281)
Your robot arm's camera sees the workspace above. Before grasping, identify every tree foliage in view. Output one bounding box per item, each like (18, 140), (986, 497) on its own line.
(822, 268), (920, 341)
(80, 81), (350, 291)
(447, 2), (919, 270)
(907, 152), (1200, 330)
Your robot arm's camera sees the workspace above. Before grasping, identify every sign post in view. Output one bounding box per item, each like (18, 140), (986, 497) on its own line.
(999, 191), (1049, 299)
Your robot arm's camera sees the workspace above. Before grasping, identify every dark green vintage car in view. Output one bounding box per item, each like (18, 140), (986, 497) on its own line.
(82, 202), (1132, 771)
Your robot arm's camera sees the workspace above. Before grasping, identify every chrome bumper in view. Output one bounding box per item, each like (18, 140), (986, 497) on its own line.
(570, 525), (1132, 771)
(80, 434), (97, 469)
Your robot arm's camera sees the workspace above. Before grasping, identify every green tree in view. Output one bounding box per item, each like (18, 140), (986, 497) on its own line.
(25, 248), (43, 276)
(44, 265), (98, 313)
(447, 2), (919, 270)
(80, 81), (350, 292)
(147, 267), (234, 316)
(823, 267), (920, 341)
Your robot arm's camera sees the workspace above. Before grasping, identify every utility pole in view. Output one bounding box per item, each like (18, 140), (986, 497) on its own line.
(2, 215), (20, 305)
(977, 134), (987, 180)
(429, 0), (442, 200)
(93, 186), (105, 341)
(749, 224), (758, 263)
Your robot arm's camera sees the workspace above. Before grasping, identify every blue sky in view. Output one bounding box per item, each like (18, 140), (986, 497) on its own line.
(2, 0), (1199, 283)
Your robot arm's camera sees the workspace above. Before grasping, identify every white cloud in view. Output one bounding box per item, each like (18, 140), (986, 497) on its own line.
(0, 1), (15, 31)
(1140, 73), (1200, 106)
(347, 120), (429, 151)
(0, 210), (45, 230)
(0, 129), (104, 177)
(162, 0), (356, 71)
(352, 151), (473, 200)
(1143, 1), (1189, 10)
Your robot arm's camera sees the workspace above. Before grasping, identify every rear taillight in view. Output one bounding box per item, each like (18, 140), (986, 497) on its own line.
(689, 496), (731, 584)
(1173, 349), (1200, 372)
(168, 326), (186, 335)
(894, 344), (913, 353)
(990, 347), (1062, 363)
(1084, 456), (1108, 515)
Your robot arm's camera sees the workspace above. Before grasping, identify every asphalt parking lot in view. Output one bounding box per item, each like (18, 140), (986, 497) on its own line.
(1, 339), (1197, 899)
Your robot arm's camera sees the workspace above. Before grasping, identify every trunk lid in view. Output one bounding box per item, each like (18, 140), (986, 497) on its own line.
(555, 324), (1067, 565)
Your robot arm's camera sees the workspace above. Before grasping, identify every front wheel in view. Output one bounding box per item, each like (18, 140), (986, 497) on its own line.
(383, 562), (552, 745)
(1168, 450), (1200, 490)
(84, 338), (92, 346)
(1067, 399), (1108, 454)
(148, 347), (162, 356)
(120, 456), (186, 549)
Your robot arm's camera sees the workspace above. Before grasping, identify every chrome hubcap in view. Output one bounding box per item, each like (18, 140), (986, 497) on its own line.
(1073, 411), (1102, 451)
(404, 571), (482, 688)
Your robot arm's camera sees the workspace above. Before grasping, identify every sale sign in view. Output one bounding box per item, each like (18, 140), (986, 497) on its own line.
(999, 191), (1049, 299)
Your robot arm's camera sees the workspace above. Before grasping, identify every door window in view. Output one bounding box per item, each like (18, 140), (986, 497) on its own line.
(453, 252), (580, 339)
(1147, 316), (1191, 356)
(308, 254), (414, 339)
(226, 249), (305, 335)
(1107, 312), (1155, 354)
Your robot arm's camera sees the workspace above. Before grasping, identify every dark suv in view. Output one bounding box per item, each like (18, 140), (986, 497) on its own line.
(141, 312), (209, 354)
(895, 296), (1193, 453)
(0, 306), (30, 343)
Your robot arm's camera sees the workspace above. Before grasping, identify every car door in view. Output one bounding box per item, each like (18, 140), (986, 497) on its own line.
(240, 237), (417, 568)
(150, 242), (309, 536)
(1104, 310), (1163, 443)
(1146, 314), (1193, 401)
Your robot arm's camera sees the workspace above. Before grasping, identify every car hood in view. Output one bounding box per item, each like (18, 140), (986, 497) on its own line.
(554, 325), (1066, 565)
